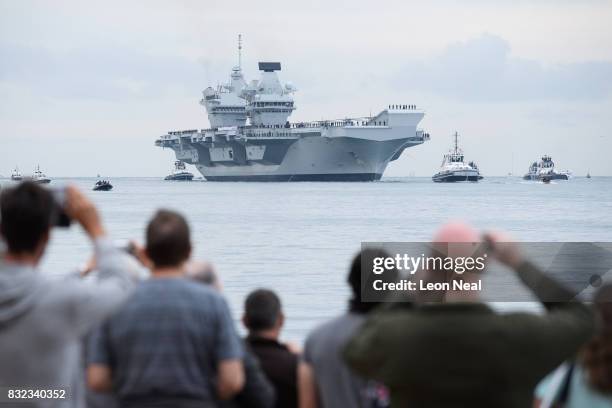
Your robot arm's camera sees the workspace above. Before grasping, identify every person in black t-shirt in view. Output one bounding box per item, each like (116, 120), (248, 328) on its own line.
(243, 289), (298, 408)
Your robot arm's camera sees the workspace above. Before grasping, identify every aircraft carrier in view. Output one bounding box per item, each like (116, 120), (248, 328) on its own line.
(155, 38), (430, 181)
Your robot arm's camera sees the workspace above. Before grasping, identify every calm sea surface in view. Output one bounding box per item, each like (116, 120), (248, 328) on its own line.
(2, 176), (611, 342)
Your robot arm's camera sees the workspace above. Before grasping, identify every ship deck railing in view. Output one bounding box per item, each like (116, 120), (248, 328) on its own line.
(159, 119), (430, 142)
(160, 103), (424, 138)
(161, 119), (387, 137)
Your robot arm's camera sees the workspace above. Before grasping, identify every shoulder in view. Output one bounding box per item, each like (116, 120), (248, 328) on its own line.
(117, 279), (224, 313)
(275, 341), (299, 367)
(38, 275), (93, 305)
(305, 314), (364, 356)
(20, 276), (108, 329)
(183, 280), (228, 306)
(182, 278), (221, 296)
(172, 279), (232, 314)
(310, 313), (364, 340)
(139, 277), (219, 297)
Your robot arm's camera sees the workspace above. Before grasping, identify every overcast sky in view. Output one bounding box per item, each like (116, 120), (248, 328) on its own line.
(1, 0), (611, 177)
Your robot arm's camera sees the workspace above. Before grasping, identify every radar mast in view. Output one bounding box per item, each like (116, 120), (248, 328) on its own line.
(454, 131), (459, 154)
(238, 34), (242, 70)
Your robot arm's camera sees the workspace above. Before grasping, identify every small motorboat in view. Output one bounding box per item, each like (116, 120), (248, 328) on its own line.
(93, 180), (113, 191)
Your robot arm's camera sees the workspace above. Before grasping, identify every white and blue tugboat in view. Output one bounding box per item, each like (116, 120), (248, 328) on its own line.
(10, 166), (23, 181)
(432, 132), (483, 183)
(523, 156), (571, 181)
(31, 165), (51, 184)
(164, 160), (194, 181)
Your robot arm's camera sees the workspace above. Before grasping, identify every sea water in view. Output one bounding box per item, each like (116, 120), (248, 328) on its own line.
(1, 176), (611, 342)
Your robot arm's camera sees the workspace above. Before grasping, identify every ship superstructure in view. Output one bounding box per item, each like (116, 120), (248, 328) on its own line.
(200, 49), (247, 129)
(156, 37), (430, 181)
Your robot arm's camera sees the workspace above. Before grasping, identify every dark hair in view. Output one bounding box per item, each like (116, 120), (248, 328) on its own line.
(145, 210), (191, 268)
(244, 289), (282, 331)
(581, 284), (612, 394)
(0, 182), (54, 254)
(348, 248), (398, 314)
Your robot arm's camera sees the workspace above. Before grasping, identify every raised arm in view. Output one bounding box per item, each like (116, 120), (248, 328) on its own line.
(60, 186), (137, 335)
(485, 234), (595, 375)
(504, 261), (594, 373)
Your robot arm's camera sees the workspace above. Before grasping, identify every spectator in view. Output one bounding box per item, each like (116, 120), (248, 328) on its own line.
(87, 209), (244, 407)
(0, 182), (136, 408)
(344, 223), (595, 408)
(299, 249), (394, 408)
(535, 283), (612, 407)
(243, 289), (298, 408)
(188, 260), (275, 408)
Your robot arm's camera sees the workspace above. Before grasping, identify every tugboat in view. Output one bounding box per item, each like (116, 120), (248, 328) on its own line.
(31, 165), (51, 184)
(523, 156), (571, 181)
(93, 180), (113, 191)
(432, 132), (483, 182)
(10, 166), (23, 181)
(164, 161), (194, 181)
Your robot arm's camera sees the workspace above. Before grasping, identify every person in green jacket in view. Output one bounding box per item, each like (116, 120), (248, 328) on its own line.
(343, 223), (595, 408)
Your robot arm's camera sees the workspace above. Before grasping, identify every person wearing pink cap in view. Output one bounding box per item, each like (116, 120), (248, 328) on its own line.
(343, 223), (595, 408)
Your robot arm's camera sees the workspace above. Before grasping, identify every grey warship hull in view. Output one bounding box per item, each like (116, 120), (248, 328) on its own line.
(205, 173), (382, 181)
(157, 110), (429, 182)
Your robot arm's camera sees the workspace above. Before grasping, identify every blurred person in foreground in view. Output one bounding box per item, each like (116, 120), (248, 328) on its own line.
(87, 210), (244, 408)
(188, 261), (275, 408)
(243, 289), (299, 408)
(299, 249), (395, 408)
(344, 222), (595, 408)
(535, 283), (612, 408)
(0, 181), (136, 407)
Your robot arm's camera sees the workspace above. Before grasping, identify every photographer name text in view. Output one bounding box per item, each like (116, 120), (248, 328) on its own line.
(373, 279), (482, 292)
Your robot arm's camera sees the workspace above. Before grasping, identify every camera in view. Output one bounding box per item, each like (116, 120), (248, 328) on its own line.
(115, 239), (138, 257)
(49, 187), (72, 228)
